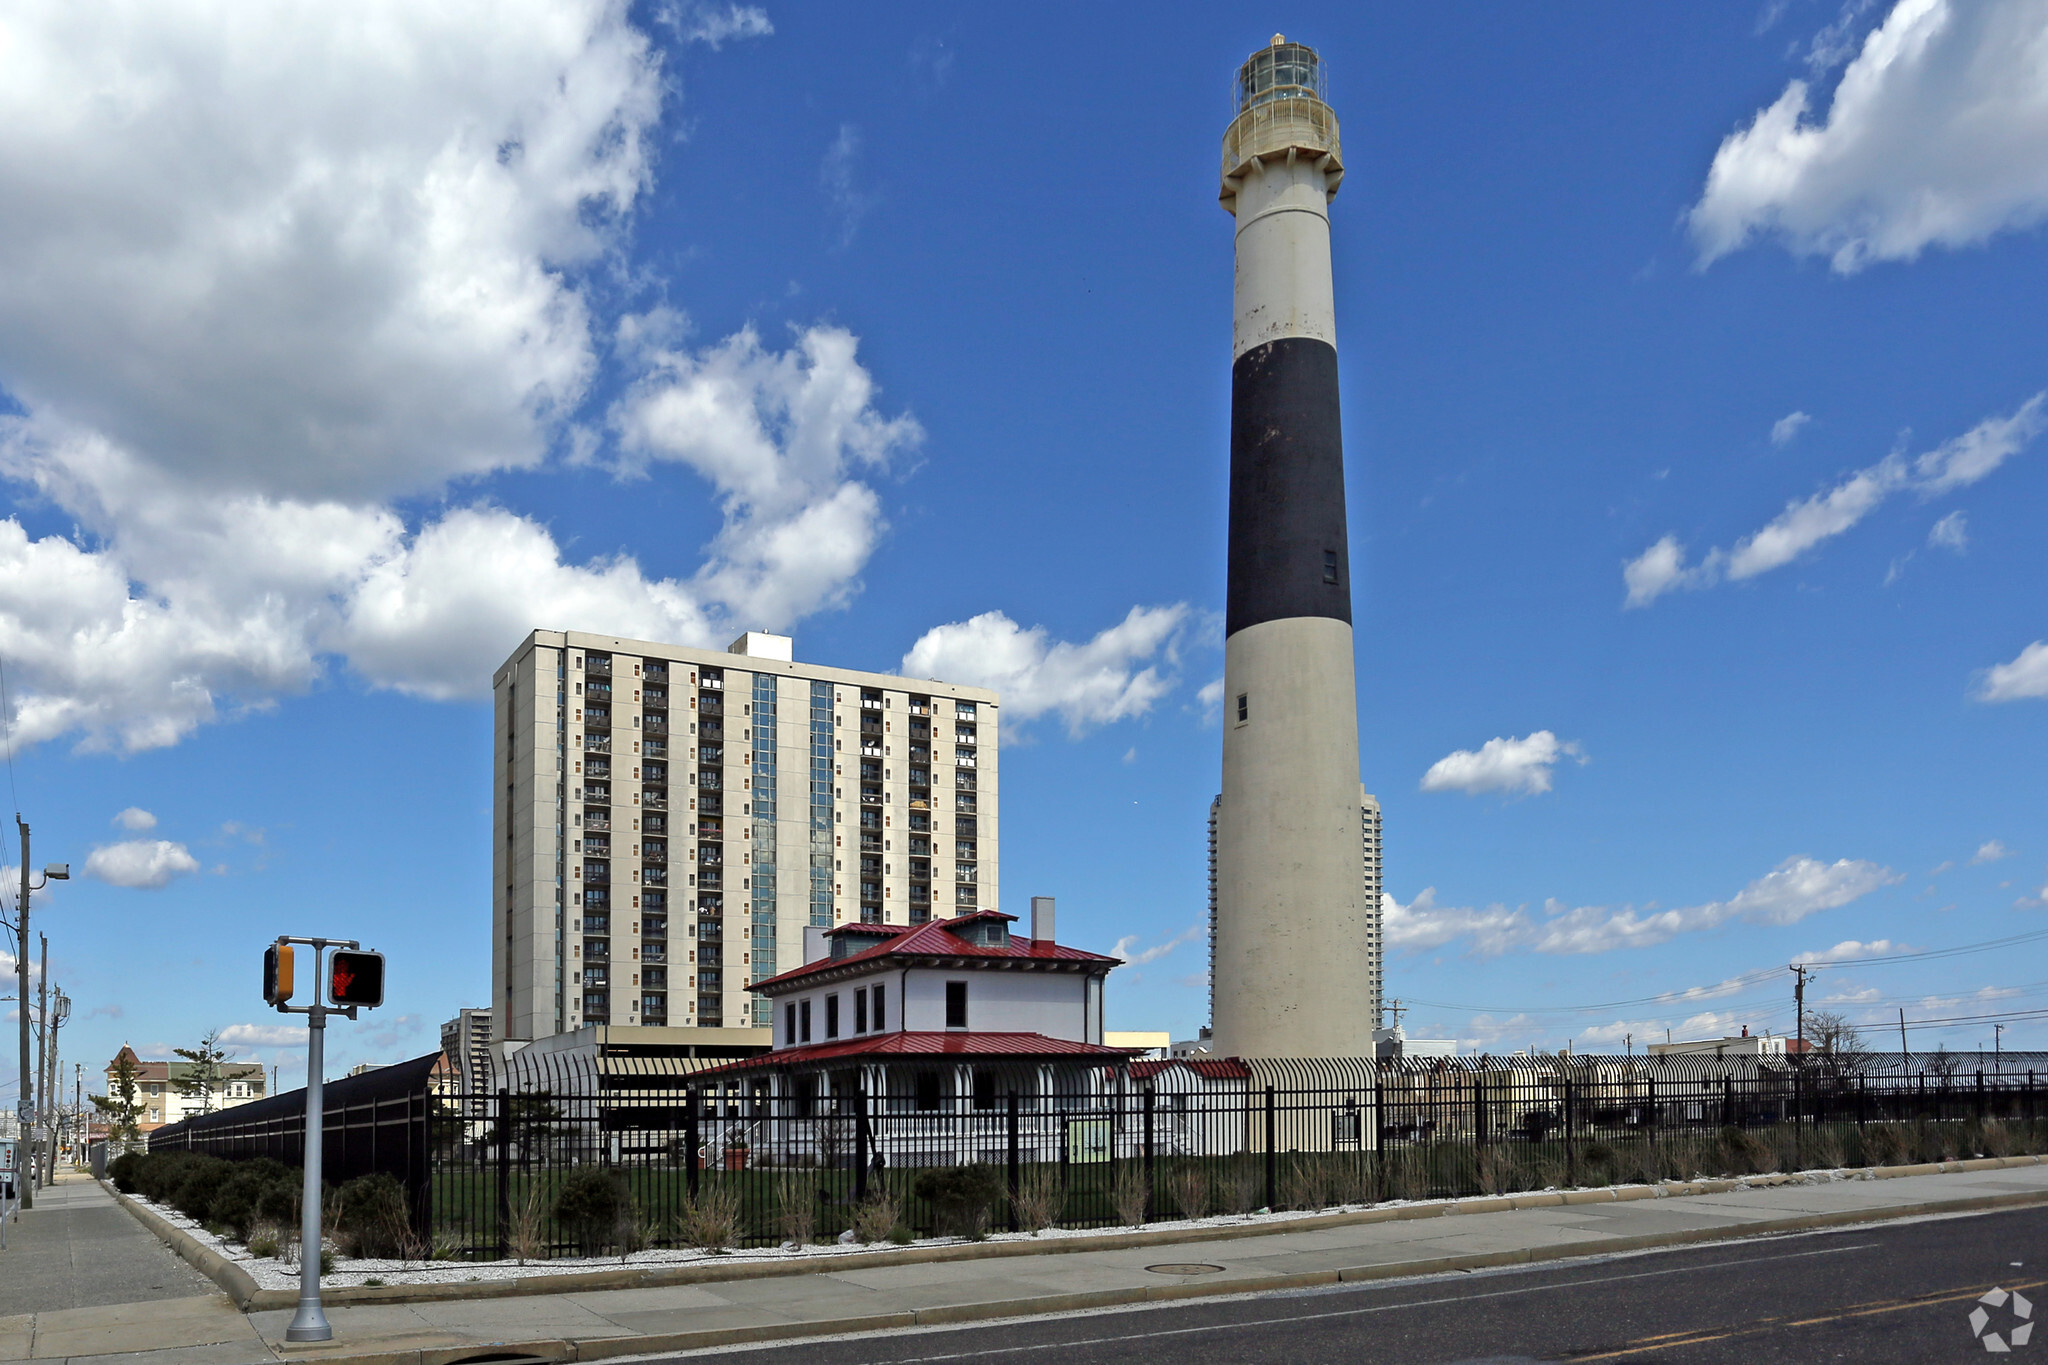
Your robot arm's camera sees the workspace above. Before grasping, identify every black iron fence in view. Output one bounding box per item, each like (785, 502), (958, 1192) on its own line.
(151, 1051), (2048, 1259)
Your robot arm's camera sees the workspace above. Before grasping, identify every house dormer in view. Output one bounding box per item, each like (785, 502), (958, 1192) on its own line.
(946, 909), (1013, 949)
(829, 922), (904, 959)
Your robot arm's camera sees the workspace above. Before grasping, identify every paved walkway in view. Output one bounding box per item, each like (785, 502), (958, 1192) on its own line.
(0, 1174), (217, 1316)
(3, 1163), (2045, 1364)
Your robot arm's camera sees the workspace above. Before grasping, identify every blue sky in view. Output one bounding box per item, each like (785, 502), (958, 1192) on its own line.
(3, 0), (2047, 1093)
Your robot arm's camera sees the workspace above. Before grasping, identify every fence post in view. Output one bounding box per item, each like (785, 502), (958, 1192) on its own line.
(1474, 1073), (1488, 1149)
(1563, 1077), (1576, 1187)
(1646, 1076), (1657, 1150)
(685, 1089), (700, 1202)
(1976, 1070), (1986, 1123)
(1141, 1088), (1156, 1222)
(1372, 1073), (1386, 1203)
(494, 1087), (510, 1261)
(1722, 1075), (1733, 1129)
(1005, 1090), (1020, 1233)
(1857, 1075), (1867, 1128)
(854, 1085), (870, 1205)
(1263, 1085), (1277, 1212)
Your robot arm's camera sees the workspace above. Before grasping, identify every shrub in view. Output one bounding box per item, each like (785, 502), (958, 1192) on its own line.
(553, 1168), (629, 1257)
(109, 1152), (147, 1194)
(210, 1160), (293, 1243)
(334, 1173), (412, 1260)
(851, 1189), (901, 1244)
(169, 1156), (235, 1221)
(912, 1164), (1005, 1239)
(677, 1185), (743, 1252)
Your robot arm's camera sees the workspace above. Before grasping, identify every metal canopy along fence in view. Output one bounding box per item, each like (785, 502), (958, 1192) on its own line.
(150, 1051), (2048, 1260)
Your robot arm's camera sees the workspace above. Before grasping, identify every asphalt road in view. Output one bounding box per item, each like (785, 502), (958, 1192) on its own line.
(664, 1204), (2046, 1364)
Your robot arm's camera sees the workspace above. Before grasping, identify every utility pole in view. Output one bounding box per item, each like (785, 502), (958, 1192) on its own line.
(1995, 1023), (2004, 1072)
(15, 818), (29, 1210)
(35, 936), (47, 1189)
(13, 820), (68, 1205)
(1790, 964), (1810, 1056)
(1899, 1008), (1909, 1066)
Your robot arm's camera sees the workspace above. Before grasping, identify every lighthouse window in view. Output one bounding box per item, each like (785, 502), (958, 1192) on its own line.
(1236, 693), (1249, 724)
(1323, 550), (1340, 585)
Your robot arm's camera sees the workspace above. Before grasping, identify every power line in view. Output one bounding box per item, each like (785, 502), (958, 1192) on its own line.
(1794, 927), (2048, 968)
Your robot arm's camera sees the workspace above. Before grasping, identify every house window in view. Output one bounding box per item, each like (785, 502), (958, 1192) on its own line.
(1323, 549), (1339, 585)
(854, 989), (868, 1033)
(914, 1072), (943, 1112)
(945, 980), (968, 1029)
(800, 998), (812, 1043)
(825, 994), (840, 1039)
(785, 1002), (797, 1046)
(1236, 693), (1248, 724)
(873, 984), (887, 1031)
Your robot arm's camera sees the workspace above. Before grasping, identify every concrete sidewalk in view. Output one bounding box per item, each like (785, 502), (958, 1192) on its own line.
(0, 1173), (217, 1316)
(7, 1161), (2048, 1365)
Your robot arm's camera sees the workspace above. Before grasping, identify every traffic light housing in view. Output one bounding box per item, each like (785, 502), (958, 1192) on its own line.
(328, 949), (385, 1009)
(263, 943), (295, 1007)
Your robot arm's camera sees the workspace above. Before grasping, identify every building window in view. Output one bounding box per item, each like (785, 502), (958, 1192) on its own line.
(873, 984), (887, 1031)
(785, 1002), (797, 1046)
(825, 993), (840, 1039)
(971, 1071), (998, 1110)
(914, 1072), (943, 1112)
(1323, 549), (1339, 585)
(1236, 693), (1249, 724)
(854, 989), (868, 1033)
(945, 980), (968, 1029)
(800, 998), (812, 1043)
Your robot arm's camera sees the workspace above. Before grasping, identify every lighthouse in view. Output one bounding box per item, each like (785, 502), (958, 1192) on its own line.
(1210, 37), (1378, 1057)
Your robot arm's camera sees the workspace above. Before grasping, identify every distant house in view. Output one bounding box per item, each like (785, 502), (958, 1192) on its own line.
(105, 1045), (266, 1132)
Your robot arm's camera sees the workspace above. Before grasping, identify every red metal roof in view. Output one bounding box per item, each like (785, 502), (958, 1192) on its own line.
(692, 1031), (1131, 1077)
(752, 914), (1120, 992)
(1131, 1058), (1252, 1081)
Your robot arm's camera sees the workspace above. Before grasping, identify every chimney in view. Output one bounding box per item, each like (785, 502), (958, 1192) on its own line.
(1030, 896), (1055, 946)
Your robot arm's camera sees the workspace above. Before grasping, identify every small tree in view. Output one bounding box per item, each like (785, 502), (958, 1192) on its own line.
(94, 1052), (146, 1140)
(488, 1088), (564, 1156)
(173, 1030), (230, 1115)
(1805, 1011), (1866, 1083)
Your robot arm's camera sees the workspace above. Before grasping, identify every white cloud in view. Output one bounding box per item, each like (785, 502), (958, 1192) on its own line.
(1110, 924), (1203, 967)
(1771, 411), (1813, 446)
(83, 839), (200, 889)
(1927, 510), (1969, 551)
(1385, 857), (1899, 958)
(660, 3), (773, 49)
(218, 1022), (309, 1049)
(1624, 394), (2044, 606)
(901, 605), (1192, 735)
(112, 808), (156, 832)
(1977, 641), (2048, 702)
(0, 5), (934, 753)
(818, 124), (877, 250)
(1691, 0), (2048, 273)
(1420, 730), (1584, 797)
(1794, 937), (1903, 962)
(1972, 840), (2012, 864)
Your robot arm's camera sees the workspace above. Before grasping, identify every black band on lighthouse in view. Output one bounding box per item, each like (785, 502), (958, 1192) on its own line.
(1225, 335), (1351, 638)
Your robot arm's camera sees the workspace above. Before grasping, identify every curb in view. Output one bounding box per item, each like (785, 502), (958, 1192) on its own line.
(248, 1177), (2048, 1365)
(108, 1153), (2048, 1317)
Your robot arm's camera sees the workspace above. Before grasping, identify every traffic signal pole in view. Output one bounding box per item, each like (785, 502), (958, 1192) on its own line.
(266, 934), (382, 1345)
(292, 1000), (328, 1342)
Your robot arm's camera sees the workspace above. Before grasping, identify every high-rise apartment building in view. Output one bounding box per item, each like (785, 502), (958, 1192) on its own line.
(492, 629), (1000, 1044)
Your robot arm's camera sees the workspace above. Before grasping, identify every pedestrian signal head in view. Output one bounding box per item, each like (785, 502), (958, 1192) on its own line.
(263, 943), (295, 1007)
(328, 949), (385, 1009)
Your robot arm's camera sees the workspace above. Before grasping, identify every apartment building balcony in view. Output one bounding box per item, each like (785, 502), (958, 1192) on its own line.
(584, 860), (610, 884)
(908, 885), (930, 905)
(909, 769), (929, 788)
(644, 943), (666, 963)
(644, 739), (667, 758)
(700, 770), (722, 791)
(699, 870), (723, 889)
(700, 674), (723, 689)
(644, 662), (668, 682)
(583, 836), (610, 854)
(645, 794), (668, 810)
(907, 700), (930, 716)
(584, 738), (612, 754)
(955, 866), (977, 884)
(860, 744), (883, 758)
(699, 743), (724, 764)
(644, 719), (668, 737)
(586, 759), (611, 778)
(586, 679), (612, 698)
(586, 657), (612, 677)
(956, 753), (977, 768)
(955, 885), (977, 906)
(860, 697), (882, 710)
(641, 997), (667, 1025)
(584, 815), (610, 831)
(860, 787), (882, 806)
(644, 868), (667, 886)
(643, 845), (666, 865)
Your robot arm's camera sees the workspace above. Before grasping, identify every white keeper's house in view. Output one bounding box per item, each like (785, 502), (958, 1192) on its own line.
(691, 898), (1129, 1114)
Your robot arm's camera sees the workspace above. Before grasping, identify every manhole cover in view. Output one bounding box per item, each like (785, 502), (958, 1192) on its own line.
(1146, 1263), (1226, 1276)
